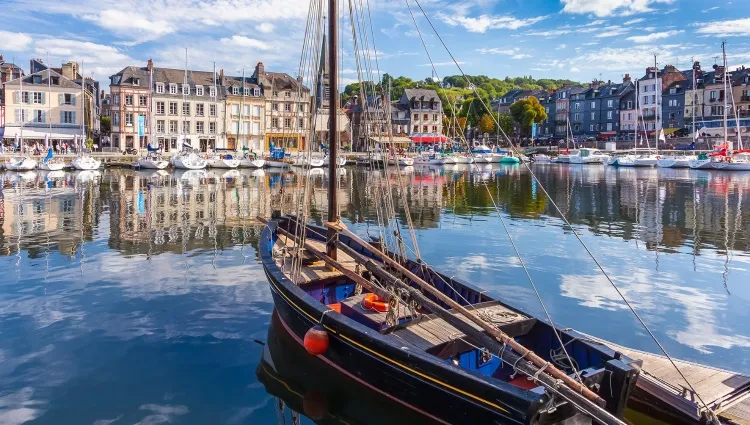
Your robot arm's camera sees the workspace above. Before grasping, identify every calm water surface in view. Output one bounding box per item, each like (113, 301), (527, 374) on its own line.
(1, 164), (748, 425)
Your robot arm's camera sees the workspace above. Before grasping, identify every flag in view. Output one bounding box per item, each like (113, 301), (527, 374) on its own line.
(658, 129), (666, 142)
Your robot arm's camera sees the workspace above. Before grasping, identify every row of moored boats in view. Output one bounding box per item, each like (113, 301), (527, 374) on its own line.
(533, 147), (750, 170)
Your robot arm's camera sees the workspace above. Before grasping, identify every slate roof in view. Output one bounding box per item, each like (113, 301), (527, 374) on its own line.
(3, 69), (80, 89)
(403, 88), (439, 101)
(110, 66), (151, 88)
(259, 71), (309, 92)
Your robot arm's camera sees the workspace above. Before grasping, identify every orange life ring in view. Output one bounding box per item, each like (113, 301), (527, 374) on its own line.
(361, 293), (389, 313)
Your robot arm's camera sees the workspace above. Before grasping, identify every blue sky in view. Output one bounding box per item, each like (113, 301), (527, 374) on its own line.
(1, 0), (749, 88)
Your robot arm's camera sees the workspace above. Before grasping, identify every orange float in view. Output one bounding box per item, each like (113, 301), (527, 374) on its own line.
(303, 324), (329, 355)
(361, 293), (389, 313)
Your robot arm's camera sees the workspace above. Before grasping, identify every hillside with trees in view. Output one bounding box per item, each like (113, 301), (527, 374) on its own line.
(342, 73), (577, 135)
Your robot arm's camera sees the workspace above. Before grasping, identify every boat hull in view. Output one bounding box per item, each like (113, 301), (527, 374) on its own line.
(207, 158), (240, 168)
(5, 157), (38, 171)
(711, 162), (750, 171)
(134, 159), (168, 169)
(688, 159), (714, 169)
(500, 156), (520, 164)
(71, 157), (102, 170)
(266, 160), (288, 168)
(38, 161), (66, 171)
(239, 158), (266, 168)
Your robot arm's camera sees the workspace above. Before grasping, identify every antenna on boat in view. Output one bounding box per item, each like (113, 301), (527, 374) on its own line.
(325, 0), (339, 260)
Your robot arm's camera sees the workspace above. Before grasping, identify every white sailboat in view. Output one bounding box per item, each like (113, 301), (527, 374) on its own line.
(71, 63), (101, 171)
(135, 67), (168, 169)
(38, 146), (65, 171)
(207, 152), (240, 168)
(658, 61), (699, 168)
(5, 74), (37, 171)
(239, 153), (266, 168)
(323, 153), (347, 167)
(171, 50), (207, 170)
(39, 71), (66, 171)
(555, 118), (577, 163)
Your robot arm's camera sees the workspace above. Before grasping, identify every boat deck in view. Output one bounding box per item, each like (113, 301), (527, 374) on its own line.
(390, 303), (528, 351)
(274, 236), (358, 284)
(588, 335), (750, 424)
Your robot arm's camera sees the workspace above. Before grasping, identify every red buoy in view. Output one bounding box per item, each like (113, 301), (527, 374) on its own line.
(303, 325), (329, 355)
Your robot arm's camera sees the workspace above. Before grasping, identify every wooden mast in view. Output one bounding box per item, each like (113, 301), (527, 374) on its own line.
(326, 0), (339, 260)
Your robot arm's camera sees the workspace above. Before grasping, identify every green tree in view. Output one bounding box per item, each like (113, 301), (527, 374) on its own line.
(498, 113), (514, 137)
(478, 113), (495, 134)
(509, 97), (547, 136)
(100, 116), (111, 135)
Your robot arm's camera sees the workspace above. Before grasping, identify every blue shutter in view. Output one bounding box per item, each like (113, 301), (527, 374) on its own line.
(42, 111), (46, 123)
(59, 93), (64, 105)
(13, 92), (20, 104)
(15, 110), (20, 123)
(40, 92), (45, 105)
(72, 111), (77, 124)
(60, 111), (65, 124)
(71, 94), (76, 106)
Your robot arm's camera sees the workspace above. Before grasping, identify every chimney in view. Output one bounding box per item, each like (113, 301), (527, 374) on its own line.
(623, 73), (631, 83)
(61, 61), (79, 80)
(147, 58), (153, 71)
(0, 54), (4, 64)
(591, 80), (601, 90)
(219, 68), (224, 84)
(255, 61), (264, 78)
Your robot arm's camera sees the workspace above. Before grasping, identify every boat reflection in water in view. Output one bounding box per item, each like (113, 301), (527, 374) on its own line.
(258, 311), (440, 425)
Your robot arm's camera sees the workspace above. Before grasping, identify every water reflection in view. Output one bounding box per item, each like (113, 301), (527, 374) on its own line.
(0, 164), (749, 424)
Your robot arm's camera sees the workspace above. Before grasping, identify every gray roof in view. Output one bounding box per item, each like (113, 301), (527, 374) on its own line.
(3, 69), (80, 89)
(403, 88), (439, 101)
(569, 85), (590, 95)
(110, 66), (151, 88)
(259, 71), (309, 92)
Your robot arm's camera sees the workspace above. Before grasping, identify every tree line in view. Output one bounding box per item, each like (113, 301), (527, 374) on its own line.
(342, 73), (577, 137)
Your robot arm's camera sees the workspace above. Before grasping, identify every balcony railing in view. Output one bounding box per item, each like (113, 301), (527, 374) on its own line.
(741, 96), (750, 102)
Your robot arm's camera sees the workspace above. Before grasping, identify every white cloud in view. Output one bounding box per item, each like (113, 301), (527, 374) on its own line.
(438, 13), (546, 33)
(475, 47), (531, 59)
(557, 44), (567, 50)
(81, 10), (177, 42)
(219, 35), (272, 51)
(256, 23), (275, 33)
(623, 18), (645, 25)
(595, 27), (629, 37)
(701, 6), (720, 12)
(0, 31), (33, 51)
(694, 18), (750, 37)
(627, 30), (683, 43)
(570, 66), (581, 72)
(560, 0), (676, 17)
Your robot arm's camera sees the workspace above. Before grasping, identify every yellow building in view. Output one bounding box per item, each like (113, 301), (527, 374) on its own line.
(223, 73), (265, 152)
(2, 69), (93, 149)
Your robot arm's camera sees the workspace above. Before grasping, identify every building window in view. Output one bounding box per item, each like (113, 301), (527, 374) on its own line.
(423, 113), (428, 120)
(125, 113), (133, 126)
(196, 122), (204, 133)
(627, 101), (633, 109)
(574, 103), (580, 110)
(209, 87), (216, 97)
(285, 91), (291, 97)
(33, 92), (44, 104)
(607, 111), (613, 119)
(64, 93), (75, 105)
(157, 120), (165, 133)
(169, 102), (178, 115)
(710, 90), (717, 100)
(253, 105), (260, 116)
(642, 96), (648, 105)
(284, 118), (291, 128)
(182, 84), (189, 95)
(125, 95), (133, 105)
(413, 113), (419, 120)
(432, 125), (437, 132)
(590, 101), (595, 108)
(607, 100), (613, 107)
(651, 95), (656, 104)
(232, 121), (240, 133)
(156, 101), (165, 114)
(272, 118), (279, 128)
(254, 88), (260, 96)
(273, 103), (279, 111)
(196, 86), (204, 96)
(210, 104), (216, 116)
(209, 122), (216, 134)
(232, 87), (239, 95)
(284, 103), (291, 112)
(669, 112), (676, 119)
(607, 123), (613, 131)
(422, 125), (428, 132)
(113, 112), (120, 125)
(298, 118), (304, 129)
(590, 112), (595, 119)
(113, 94), (120, 105)
(590, 124), (594, 131)
(273, 90), (279, 97)
(182, 121), (190, 133)
(232, 104), (239, 115)
(169, 84), (177, 94)
(196, 103), (204, 116)
(244, 105), (250, 116)
(244, 88), (250, 96)
(33, 110), (44, 123)
(169, 120), (178, 133)
(182, 103), (190, 116)
(156, 83), (165, 94)
(138, 95), (146, 106)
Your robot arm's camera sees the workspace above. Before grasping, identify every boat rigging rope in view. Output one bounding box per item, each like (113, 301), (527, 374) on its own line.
(403, 0), (584, 385)
(407, 0), (721, 420)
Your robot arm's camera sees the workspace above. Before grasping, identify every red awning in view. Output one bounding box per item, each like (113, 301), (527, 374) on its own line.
(599, 132), (616, 137)
(411, 134), (449, 143)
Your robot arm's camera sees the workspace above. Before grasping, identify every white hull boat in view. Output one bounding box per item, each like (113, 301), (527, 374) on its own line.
(172, 152), (208, 170)
(135, 157), (169, 169)
(534, 154), (553, 163)
(387, 156), (414, 167)
(555, 155), (571, 164)
(266, 160), (289, 168)
(443, 156), (456, 164)
(632, 156), (659, 167)
(656, 157), (695, 168)
(323, 155), (347, 167)
(569, 148), (609, 164)
(38, 161), (66, 171)
(240, 158), (266, 168)
(294, 157), (325, 167)
(71, 156), (101, 170)
(452, 155), (474, 164)
(688, 159), (714, 169)
(5, 156), (38, 171)
(711, 153), (750, 171)
(207, 157), (240, 169)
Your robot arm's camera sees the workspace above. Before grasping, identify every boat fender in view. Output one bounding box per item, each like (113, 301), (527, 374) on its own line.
(361, 293), (389, 312)
(303, 325), (329, 355)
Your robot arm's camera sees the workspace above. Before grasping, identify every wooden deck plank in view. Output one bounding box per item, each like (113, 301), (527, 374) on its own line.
(274, 237), (360, 284)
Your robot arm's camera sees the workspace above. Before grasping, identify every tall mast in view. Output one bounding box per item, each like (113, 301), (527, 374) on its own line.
(148, 66), (154, 149)
(654, 54), (658, 153)
(19, 58), (23, 154)
(47, 53), (52, 149)
(213, 62), (217, 151)
(722, 41), (728, 148)
(81, 60), (85, 151)
(691, 58), (696, 141)
(326, 0), (339, 259)
(239, 68), (245, 150)
(183, 48), (187, 148)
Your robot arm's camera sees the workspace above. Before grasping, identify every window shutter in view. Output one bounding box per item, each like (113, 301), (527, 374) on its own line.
(41, 92), (45, 104)
(15, 110), (20, 122)
(71, 94), (76, 106)
(42, 111), (46, 123)
(72, 111), (76, 124)
(60, 111), (65, 124)
(14, 91), (20, 104)
(59, 93), (64, 105)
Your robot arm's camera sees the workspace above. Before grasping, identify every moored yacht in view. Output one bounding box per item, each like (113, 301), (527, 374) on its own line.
(171, 150), (208, 170)
(206, 152), (240, 168)
(569, 148), (609, 164)
(134, 152), (169, 169)
(5, 156), (38, 171)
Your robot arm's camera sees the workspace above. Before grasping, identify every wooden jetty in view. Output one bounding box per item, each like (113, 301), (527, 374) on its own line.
(587, 335), (750, 424)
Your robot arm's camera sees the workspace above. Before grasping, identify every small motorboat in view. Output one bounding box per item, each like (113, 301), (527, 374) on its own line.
(207, 153), (240, 169)
(569, 148), (609, 164)
(134, 152), (169, 169)
(533, 154), (553, 163)
(71, 155), (101, 170)
(387, 155), (414, 167)
(5, 156), (38, 171)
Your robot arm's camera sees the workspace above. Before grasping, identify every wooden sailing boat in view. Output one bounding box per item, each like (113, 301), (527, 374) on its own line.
(258, 1), (640, 424)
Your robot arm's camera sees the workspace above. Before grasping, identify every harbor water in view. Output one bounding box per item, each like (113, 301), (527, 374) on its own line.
(1, 164), (749, 424)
